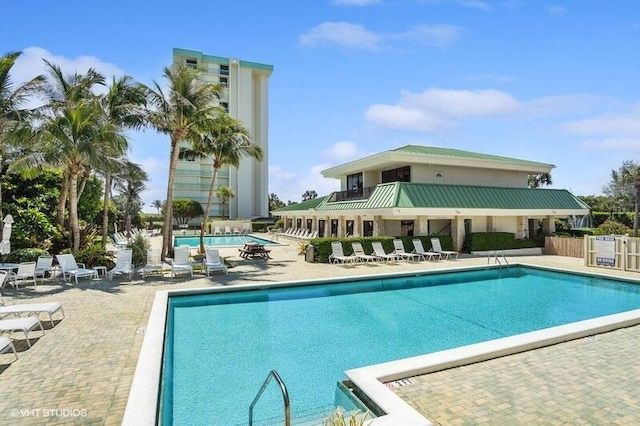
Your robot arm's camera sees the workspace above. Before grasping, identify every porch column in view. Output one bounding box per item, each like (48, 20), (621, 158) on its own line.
(516, 216), (527, 239)
(338, 215), (345, 237)
(325, 216), (330, 237)
(543, 216), (556, 234)
(373, 215), (385, 236)
(487, 216), (494, 232)
(417, 216), (429, 236)
(451, 216), (465, 252)
(354, 215), (361, 237)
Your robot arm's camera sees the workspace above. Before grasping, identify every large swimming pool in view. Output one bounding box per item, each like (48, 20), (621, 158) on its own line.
(159, 266), (640, 425)
(174, 234), (277, 248)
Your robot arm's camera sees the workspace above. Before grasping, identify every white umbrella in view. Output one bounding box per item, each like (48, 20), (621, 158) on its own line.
(0, 214), (14, 255)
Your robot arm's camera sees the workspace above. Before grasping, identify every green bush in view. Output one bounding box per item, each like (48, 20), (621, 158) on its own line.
(74, 244), (115, 269)
(593, 220), (631, 236)
(465, 232), (539, 251)
(3, 248), (50, 263)
(129, 233), (151, 267)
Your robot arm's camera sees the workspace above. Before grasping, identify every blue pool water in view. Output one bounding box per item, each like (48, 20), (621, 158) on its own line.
(161, 266), (640, 425)
(174, 235), (276, 247)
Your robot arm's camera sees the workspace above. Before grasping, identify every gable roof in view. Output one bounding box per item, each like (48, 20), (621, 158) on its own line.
(322, 144), (554, 178)
(271, 196), (328, 212)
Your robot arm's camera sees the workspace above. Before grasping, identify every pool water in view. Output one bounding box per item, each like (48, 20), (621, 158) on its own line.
(174, 235), (276, 247)
(161, 266), (640, 425)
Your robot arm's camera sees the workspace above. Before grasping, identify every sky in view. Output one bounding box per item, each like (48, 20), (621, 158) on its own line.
(2, 0), (640, 212)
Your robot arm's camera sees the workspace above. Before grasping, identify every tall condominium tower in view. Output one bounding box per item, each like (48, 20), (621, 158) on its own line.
(172, 48), (273, 219)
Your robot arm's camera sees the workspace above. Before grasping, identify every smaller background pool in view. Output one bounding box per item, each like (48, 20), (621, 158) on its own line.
(174, 234), (277, 248)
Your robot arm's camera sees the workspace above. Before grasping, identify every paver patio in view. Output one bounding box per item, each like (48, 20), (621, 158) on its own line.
(0, 235), (639, 425)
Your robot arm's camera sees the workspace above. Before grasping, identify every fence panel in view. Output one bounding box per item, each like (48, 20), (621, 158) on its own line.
(544, 236), (584, 258)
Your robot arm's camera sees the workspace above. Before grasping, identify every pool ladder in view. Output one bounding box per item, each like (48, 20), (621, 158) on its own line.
(249, 369), (291, 426)
(487, 251), (509, 267)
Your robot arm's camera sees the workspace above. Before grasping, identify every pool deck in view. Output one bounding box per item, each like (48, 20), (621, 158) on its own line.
(1, 235), (640, 425)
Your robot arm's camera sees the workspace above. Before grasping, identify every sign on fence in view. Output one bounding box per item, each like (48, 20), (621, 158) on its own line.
(595, 236), (616, 267)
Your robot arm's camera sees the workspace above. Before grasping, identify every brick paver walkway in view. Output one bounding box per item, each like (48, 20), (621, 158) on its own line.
(0, 240), (639, 425)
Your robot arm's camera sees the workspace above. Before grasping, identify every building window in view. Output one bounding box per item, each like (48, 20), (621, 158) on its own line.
(382, 166), (411, 183)
(318, 220), (325, 238)
(401, 220), (414, 236)
(346, 220), (354, 236)
(347, 173), (363, 191)
(220, 76), (228, 86)
(185, 58), (198, 69)
(296, 219), (302, 229)
(220, 64), (229, 76)
(363, 221), (373, 237)
(330, 219), (338, 237)
(306, 219), (313, 231)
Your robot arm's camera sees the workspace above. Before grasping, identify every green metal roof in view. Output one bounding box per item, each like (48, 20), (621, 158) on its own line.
(277, 183), (589, 212)
(392, 145), (554, 168)
(272, 196), (328, 212)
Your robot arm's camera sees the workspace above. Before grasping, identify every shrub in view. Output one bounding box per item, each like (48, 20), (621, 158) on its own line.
(4, 248), (50, 263)
(75, 244), (115, 269)
(129, 233), (151, 267)
(465, 232), (540, 251)
(593, 220), (631, 236)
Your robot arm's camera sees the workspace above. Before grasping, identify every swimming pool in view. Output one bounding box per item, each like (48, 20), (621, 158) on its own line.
(155, 265), (640, 425)
(174, 234), (277, 248)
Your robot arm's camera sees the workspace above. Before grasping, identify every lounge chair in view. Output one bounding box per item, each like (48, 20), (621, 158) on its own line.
(224, 226), (232, 235)
(371, 242), (399, 263)
(203, 247), (228, 276)
(392, 239), (421, 262)
(140, 249), (168, 278)
(34, 255), (54, 282)
(0, 336), (17, 360)
(412, 239), (441, 261)
(169, 246), (193, 278)
(328, 242), (357, 264)
(213, 226), (222, 235)
(0, 316), (45, 347)
(55, 254), (99, 284)
(351, 242), (378, 263)
(111, 234), (128, 248)
(0, 293), (64, 326)
(108, 249), (133, 280)
(431, 238), (459, 260)
(7, 262), (37, 289)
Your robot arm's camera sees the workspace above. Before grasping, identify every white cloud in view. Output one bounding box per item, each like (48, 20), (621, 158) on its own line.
(391, 24), (465, 48)
(322, 141), (363, 162)
(365, 104), (449, 132)
(561, 107), (640, 135)
(546, 5), (566, 16)
(526, 94), (613, 118)
(298, 22), (381, 50)
(581, 138), (640, 151)
(332, 0), (381, 5)
(418, 0), (490, 10)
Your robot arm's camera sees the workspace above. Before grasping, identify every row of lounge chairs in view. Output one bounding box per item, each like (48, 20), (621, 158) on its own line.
(213, 224), (251, 235)
(329, 238), (459, 264)
(278, 228), (318, 240)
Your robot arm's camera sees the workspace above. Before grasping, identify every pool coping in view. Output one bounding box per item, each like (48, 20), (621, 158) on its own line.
(122, 262), (640, 425)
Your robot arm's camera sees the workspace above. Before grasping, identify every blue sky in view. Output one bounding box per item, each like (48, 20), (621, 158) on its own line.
(2, 0), (640, 212)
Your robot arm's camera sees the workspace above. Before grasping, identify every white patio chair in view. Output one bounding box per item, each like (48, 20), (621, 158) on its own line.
(213, 225), (222, 235)
(412, 239), (441, 261)
(108, 249), (133, 280)
(328, 242), (357, 264)
(169, 246), (193, 278)
(55, 254), (99, 284)
(203, 247), (227, 276)
(34, 255), (54, 283)
(140, 249), (168, 278)
(371, 242), (399, 263)
(0, 316), (45, 347)
(431, 238), (459, 260)
(224, 226), (232, 235)
(8, 262), (37, 289)
(0, 336), (17, 361)
(392, 239), (421, 262)
(351, 242), (378, 263)
(0, 293), (64, 326)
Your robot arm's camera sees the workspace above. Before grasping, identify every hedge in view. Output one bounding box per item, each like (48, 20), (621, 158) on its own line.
(308, 235), (454, 263)
(465, 232), (538, 251)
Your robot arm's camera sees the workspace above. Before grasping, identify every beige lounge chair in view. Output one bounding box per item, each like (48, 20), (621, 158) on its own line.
(392, 239), (421, 262)
(413, 239), (440, 261)
(351, 242), (378, 263)
(371, 242), (399, 262)
(431, 238), (459, 260)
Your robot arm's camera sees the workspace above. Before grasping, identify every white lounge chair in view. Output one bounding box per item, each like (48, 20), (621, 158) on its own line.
(351, 242), (378, 263)
(34, 256), (54, 283)
(0, 293), (64, 326)
(224, 226), (232, 235)
(392, 239), (421, 262)
(108, 249), (133, 280)
(412, 239), (441, 261)
(328, 242), (357, 264)
(8, 262), (37, 289)
(169, 246), (193, 278)
(55, 254), (99, 284)
(213, 226), (222, 235)
(431, 238), (459, 260)
(0, 336), (17, 360)
(203, 247), (227, 276)
(372, 242), (399, 263)
(140, 249), (168, 278)
(0, 316), (45, 347)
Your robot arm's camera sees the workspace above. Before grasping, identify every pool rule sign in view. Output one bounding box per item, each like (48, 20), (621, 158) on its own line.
(595, 236), (616, 267)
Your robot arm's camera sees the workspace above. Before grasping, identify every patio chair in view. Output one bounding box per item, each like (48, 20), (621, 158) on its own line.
(213, 226), (222, 235)
(108, 249), (133, 280)
(140, 249), (168, 278)
(371, 242), (399, 263)
(203, 247), (228, 276)
(412, 239), (441, 261)
(7, 262), (37, 289)
(392, 239), (421, 262)
(328, 242), (357, 264)
(34, 255), (54, 283)
(55, 254), (99, 284)
(224, 226), (232, 235)
(0, 336), (17, 360)
(431, 238), (459, 260)
(351, 242), (378, 263)
(169, 246), (193, 278)
(0, 316), (45, 347)
(0, 294), (64, 326)
(111, 234), (128, 248)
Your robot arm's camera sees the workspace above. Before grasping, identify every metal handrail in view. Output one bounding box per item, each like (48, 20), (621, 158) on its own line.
(487, 251), (509, 266)
(249, 370), (291, 426)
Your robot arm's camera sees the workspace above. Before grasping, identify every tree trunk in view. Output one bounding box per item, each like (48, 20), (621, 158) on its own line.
(635, 184), (640, 237)
(57, 171), (69, 228)
(101, 172), (112, 246)
(161, 139), (181, 260)
(69, 171), (80, 253)
(200, 167), (220, 254)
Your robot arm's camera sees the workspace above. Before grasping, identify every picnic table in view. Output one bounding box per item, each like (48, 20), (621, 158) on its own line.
(238, 242), (271, 259)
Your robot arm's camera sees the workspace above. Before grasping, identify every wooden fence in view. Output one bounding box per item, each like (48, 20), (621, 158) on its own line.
(544, 236), (584, 258)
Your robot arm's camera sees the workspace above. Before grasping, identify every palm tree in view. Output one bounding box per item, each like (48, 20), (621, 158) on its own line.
(302, 190), (318, 201)
(528, 172), (553, 188)
(191, 114), (263, 253)
(606, 161), (640, 236)
(215, 186), (235, 220)
(143, 65), (223, 259)
(99, 76), (147, 246)
(152, 199), (163, 214)
(0, 51), (44, 222)
(113, 160), (148, 237)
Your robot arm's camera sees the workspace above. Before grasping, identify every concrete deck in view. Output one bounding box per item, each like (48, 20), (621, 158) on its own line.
(0, 235), (639, 425)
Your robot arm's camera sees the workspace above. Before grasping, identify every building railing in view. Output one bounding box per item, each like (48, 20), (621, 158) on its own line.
(328, 186), (376, 202)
